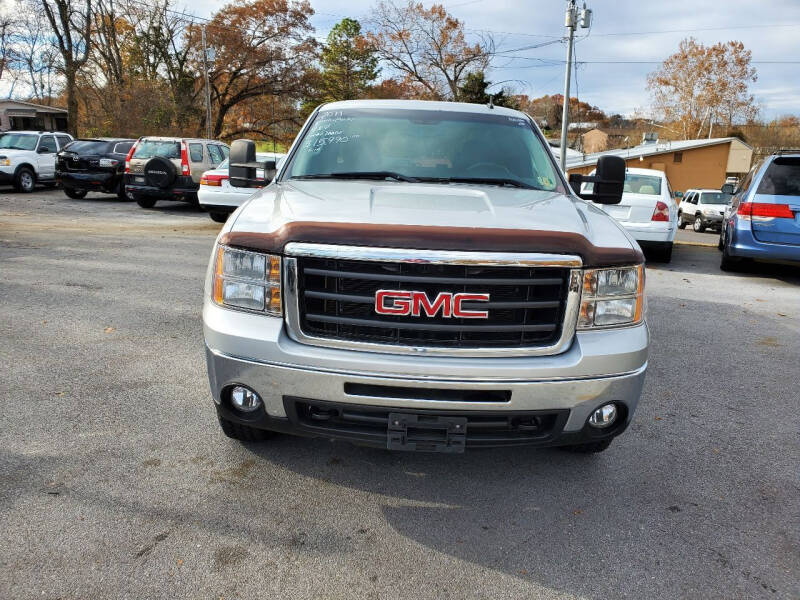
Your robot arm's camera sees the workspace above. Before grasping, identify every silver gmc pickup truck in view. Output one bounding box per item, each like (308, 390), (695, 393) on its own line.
(203, 100), (648, 454)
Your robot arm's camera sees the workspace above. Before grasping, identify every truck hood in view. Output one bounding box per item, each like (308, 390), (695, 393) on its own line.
(223, 180), (643, 267)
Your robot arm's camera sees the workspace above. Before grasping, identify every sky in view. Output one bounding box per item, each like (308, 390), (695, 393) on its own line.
(187, 0), (800, 120)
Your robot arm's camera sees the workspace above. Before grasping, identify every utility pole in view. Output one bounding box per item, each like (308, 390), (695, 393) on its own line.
(558, 1), (591, 173)
(201, 26), (213, 140)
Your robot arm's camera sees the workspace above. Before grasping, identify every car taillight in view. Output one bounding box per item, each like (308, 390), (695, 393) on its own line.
(180, 141), (190, 175)
(651, 201), (670, 222)
(200, 174), (229, 187)
(737, 202), (795, 219)
(124, 140), (138, 173)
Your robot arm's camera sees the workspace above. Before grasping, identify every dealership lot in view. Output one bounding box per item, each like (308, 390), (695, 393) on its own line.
(1, 190), (799, 599)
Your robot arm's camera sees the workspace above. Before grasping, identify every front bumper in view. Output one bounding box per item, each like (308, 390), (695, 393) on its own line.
(0, 168), (15, 184)
(204, 301), (649, 448)
(57, 170), (118, 191)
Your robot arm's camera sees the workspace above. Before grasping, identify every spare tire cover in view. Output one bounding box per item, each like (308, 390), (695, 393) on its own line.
(144, 156), (177, 188)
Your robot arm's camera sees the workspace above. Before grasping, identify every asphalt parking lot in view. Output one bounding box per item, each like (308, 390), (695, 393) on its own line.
(1, 188), (799, 600)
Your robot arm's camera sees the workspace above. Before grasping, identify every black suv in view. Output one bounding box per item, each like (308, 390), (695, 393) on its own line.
(56, 138), (136, 200)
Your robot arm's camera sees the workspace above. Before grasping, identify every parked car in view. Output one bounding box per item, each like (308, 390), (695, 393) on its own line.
(203, 99), (648, 455)
(56, 138), (136, 200)
(719, 150), (800, 271)
(124, 137), (229, 208)
(583, 166), (677, 262)
(0, 130), (73, 192)
(677, 188), (732, 232)
(198, 152), (285, 223)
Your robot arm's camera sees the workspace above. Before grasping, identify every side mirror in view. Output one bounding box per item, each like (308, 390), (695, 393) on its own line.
(230, 139), (271, 188)
(37, 147), (51, 154)
(721, 183), (735, 194)
(568, 155), (626, 205)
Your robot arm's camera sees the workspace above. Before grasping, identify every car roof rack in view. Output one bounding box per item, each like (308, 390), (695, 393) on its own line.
(775, 148), (800, 154)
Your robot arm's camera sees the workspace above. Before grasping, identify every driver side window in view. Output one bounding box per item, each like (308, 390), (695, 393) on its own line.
(38, 136), (56, 153)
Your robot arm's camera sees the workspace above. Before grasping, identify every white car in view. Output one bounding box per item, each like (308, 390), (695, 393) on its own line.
(0, 131), (73, 192)
(677, 188), (732, 232)
(584, 167), (677, 262)
(198, 152), (285, 223)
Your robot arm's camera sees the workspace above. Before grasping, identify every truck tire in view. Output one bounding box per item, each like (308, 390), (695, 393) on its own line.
(64, 188), (88, 199)
(14, 167), (36, 193)
(209, 211), (229, 223)
(560, 439), (612, 453)
(136, 197), (157, 209)
(218, 417), (273, 442)
(677, 213), (686, 229)
(693, 215), (705, 232)
(720, 245), (744, 272)
(117, 182), (135, 201)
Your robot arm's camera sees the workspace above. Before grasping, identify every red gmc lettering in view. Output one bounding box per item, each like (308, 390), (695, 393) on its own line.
(375, 290), (490, 319)
(453, 293), (491, 318)
(375, 290), (412, 315)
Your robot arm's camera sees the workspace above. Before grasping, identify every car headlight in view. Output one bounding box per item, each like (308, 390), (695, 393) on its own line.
(578, 265), (644, 328)
(212, 245), (281, 315)
(0, 158), (10, 166)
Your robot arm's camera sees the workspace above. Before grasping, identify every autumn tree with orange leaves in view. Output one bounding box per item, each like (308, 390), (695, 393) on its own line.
(647, 38), (758, 140)
(368, 1), (493, 101)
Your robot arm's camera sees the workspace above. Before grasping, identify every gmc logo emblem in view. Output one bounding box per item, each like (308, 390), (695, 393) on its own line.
(375, 290), (490, 319)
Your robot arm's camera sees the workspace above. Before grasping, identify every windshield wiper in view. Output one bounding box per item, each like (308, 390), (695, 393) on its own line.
(417, 176), (538, 190)
(290, 171), (419, 183)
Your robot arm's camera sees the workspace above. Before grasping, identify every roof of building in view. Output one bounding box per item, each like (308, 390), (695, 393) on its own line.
(0, 99), (68, 113)
(565, 137), (752, 169)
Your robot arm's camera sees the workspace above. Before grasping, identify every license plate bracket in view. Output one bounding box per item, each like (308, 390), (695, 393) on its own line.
(387, 413), (467, 453)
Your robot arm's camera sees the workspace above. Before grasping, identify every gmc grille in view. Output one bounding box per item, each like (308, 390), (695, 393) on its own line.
(295, 256), (571, 349)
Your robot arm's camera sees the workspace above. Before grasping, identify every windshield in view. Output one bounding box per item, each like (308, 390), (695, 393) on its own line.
(63, 140), (108, 154)
(284, 108), (562, 191)
(0, 133), (38, 151)
(758, 157), (800, 196)
(699, 192), (731, 205)
(133, 139), (180, 159)
(623, 174), (662, 195)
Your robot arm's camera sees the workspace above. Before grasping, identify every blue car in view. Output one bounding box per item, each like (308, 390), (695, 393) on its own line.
(720, 150), (800, 271)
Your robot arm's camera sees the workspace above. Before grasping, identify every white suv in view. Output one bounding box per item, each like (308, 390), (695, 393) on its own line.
(0, 131), (74, 192)
(677, 188), (732, 232)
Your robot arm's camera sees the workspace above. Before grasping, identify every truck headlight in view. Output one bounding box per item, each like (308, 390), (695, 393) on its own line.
(212, 245), (281, 315)
(578, 265), (644, 328)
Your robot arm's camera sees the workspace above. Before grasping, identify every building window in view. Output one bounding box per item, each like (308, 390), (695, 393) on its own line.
(673, 152), (683, 163)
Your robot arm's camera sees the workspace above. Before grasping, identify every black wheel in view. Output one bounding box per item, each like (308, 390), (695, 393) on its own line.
(14, 167), (35, 193)
(117, 182), (135, 201)
(218, 417), (273, 442)
(560, 439), (613, 453)
(209, 211), (229, 223)
(136, 197), (157, 208)
(693, 216), (705, 232)
(659, 243), (673, 263)
(720, 244), (744, 272)
(64, 187), (88, 199)
(717, 233), (724, 250)
(677, 213), (686, 229)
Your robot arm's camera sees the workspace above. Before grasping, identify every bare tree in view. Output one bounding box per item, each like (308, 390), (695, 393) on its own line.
(40, 0), (93, 135)
(647, 38), (757, 139)
(368, 1), (493, 100)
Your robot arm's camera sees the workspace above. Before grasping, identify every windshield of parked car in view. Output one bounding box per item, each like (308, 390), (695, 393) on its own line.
(133, 139), (181, 159)
(284, 108), (562, 191)
(699, 192), (731, 204)
(623, 174), (662, 195)
(0, 133), (38, 151)
(63, 140), (108, 154)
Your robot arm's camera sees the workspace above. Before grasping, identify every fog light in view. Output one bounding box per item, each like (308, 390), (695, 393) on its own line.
(230, 386), (262, 412)
(588, 403), (618, 429)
